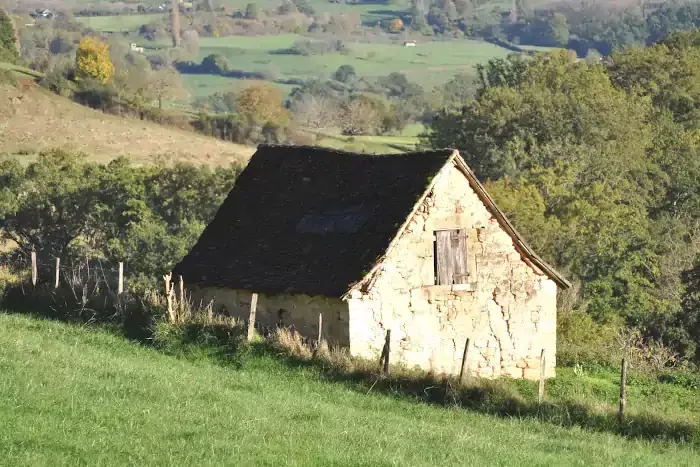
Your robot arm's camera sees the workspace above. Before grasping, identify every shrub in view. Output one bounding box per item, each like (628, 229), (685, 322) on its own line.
(39, 70), (73, 97)
(284, 39), (348, 56)
(200, 53), (229, 74)
(557, 308), (622, 369)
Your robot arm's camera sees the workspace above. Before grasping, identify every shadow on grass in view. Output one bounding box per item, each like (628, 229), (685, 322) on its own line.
(267, 348), (699, 445)
(2, 286), (697, 446)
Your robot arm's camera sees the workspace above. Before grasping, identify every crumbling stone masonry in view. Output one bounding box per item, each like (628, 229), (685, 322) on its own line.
(346, 163), (557, 379)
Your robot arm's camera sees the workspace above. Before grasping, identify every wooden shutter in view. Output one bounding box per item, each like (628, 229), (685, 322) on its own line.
(435, 230), (468, 285)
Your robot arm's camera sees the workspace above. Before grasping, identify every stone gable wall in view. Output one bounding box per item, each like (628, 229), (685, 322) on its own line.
(347, 162), (558, 379)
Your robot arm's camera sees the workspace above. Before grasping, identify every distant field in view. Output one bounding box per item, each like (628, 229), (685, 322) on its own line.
(2, 313), (699, 466)
(194, 34), (511, 87)
(150, 34), (512, 99)
(312, 123), (424, 154)
(77, 13), (166, 32)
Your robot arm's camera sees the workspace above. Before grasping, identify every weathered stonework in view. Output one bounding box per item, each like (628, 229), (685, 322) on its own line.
(347, 162), (557, 379)
(187, 287), (350, 347)
(185, 159), (558, 380)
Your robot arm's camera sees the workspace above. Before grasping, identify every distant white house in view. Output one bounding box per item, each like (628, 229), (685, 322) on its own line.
(404, 40), (417, 47)
(30, 9), (54, 19)
(130, 43), (145, 53)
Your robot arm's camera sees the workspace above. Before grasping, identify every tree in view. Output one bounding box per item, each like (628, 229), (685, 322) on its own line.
(292, 0), (315, 16)
(333, 64), (356, 84)
(439, 72), (476, 108)
(150, 67), (187, 109)
(171, 0), (181, 47)
(0, 150), (102, 260)
(201, 53), (229, 74)
(341, 97), (381, 135)
(206, 91), (238, 113)
(182, 29), (200, 59)
(422, 50), (676, 326)
(390, 17), (404, 33)
(607, 30), (700, 129)
(75, 37), (115, 84)
(291, 94), (340, 129)
(244, 2), (259, 19)
(108, 38), (153, 115)
(0, 7), (19, 63)
(235, 83), (289, 125)
(549, 13), (569, 47)
(410, 0), (427, 29)
(0, 150), (240, 281)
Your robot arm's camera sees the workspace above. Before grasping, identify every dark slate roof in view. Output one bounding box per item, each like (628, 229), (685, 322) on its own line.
(173, 145), (456, 297)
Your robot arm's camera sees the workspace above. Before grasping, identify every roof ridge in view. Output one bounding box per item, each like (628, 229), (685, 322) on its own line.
(256, 143), (455, 158)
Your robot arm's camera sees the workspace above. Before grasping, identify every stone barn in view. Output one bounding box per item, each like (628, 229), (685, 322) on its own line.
(173, 145), (570, 379)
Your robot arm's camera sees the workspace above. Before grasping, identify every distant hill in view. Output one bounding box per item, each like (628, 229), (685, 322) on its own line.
(0, 78), (254, 166)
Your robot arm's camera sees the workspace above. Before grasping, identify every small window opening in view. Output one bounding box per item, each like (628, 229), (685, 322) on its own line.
(434, 229), (468, 285)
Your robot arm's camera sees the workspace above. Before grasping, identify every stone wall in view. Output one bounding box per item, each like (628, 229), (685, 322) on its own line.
(187, 286), (350, 347)
(347, 162), (558, 379)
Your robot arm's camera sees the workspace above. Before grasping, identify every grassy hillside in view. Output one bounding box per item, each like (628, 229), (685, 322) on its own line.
(1, 313), (698, 465)
(0, 81), (253, 165)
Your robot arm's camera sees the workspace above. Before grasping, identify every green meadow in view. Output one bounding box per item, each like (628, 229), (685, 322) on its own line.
(2, 313), (699, 466)
(77, 13), (167, 33)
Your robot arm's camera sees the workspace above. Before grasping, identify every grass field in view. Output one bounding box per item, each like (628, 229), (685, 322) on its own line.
(0, 81), (253, 165)
(172, 34), (511, 90)
(77, 13), (167, 32)
(312, 123), (424, 153)
(1, 313), (699, 465)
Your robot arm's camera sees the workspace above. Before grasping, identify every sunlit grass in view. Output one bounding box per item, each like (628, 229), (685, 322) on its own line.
(0, 313), (698, 466)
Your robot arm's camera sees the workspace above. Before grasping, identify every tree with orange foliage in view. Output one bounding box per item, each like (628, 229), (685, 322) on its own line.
(75, 37), (115, 83)
(390, 17), (404, 33)
(235, 84), (289, 125)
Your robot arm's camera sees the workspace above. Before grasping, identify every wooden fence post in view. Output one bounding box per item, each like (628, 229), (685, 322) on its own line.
(163, 273), (173, 322)
(31, 250), (37, 286)
(117, 262), (124, 295)
(380, 329), (391, 375)
(317, 313), (323, 344)
(538, 349), (546, 405)
(54, 257), (60, 289)
(459, 338), (471, 385)
(247, 293), (258, 342)
(619, 357), (627, 425)
(178, 275), (185, 320)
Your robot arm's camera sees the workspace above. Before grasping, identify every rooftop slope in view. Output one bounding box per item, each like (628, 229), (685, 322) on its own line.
(0, 81), (254, 165)
(173, 145), (455, 296)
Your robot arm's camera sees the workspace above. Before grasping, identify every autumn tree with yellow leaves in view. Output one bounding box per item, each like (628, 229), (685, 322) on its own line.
(235, 84), (289, 126)
(75, 37), (115, 83)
